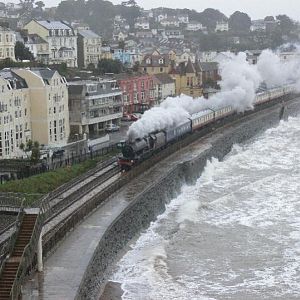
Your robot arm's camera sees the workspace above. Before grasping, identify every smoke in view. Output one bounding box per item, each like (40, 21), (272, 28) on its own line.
(127, 47), (300, 140)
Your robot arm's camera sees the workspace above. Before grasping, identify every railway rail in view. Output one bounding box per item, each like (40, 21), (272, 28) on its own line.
(0, 157), (120, 248)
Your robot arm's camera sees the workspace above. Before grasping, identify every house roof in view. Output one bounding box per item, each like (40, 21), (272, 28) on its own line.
(78, 29), (100, 39)
(0, 69), (28, 89)
(199, 62), (218, 71)
(153, 73), (174, 84)
(140, 53), (170, 67)
(185, 59), (196, 73)
(36, 20), (71, 30)
(115, 72), (150, 80)
(30, 68), (56, 79)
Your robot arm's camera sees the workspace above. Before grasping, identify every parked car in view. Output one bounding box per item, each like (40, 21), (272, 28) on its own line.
(105, 124), (120, 132)
(122, 115), (131, 121)
(129, 114), (139, 121)
(52, 149), (65, 158)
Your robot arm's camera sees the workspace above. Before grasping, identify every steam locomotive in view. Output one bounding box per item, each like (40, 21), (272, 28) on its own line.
(118, 85), (295, 171)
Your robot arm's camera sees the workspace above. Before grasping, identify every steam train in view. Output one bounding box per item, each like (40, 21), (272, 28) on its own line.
(118, 85), (295, 171)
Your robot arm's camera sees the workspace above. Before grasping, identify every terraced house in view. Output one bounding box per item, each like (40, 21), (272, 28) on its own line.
(24, 20), (77, 67)
(77, 29), (102, 68)
(0, 69), (30, 159)
(0, 25), (16, 61)
(116, 73), (155, 114)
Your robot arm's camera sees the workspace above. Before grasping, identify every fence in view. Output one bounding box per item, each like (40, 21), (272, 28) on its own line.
(0, 195), (25, 280)
(10, 197), (49, 299)
(0, 143), (120, 183)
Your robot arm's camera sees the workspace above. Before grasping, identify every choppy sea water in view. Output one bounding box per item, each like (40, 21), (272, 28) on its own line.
(111, 117), (300, 300)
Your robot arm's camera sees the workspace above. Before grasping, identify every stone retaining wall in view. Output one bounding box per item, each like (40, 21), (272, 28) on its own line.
(76, 96), (300, 299)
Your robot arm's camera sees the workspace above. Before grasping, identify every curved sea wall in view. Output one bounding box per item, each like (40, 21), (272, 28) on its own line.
(77, 96), (300, 299)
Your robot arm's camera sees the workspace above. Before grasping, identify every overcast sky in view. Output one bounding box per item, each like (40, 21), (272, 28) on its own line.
(108, 0), (300, 21)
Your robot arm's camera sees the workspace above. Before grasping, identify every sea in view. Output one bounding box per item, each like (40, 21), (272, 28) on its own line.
(111, 116), (300, 300)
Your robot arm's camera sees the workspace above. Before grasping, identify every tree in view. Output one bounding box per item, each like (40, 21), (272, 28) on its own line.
(190, 8), (228, 32)
(31, 141), (40, 163)
(19, 143), (25, 151)
(26, 140), (33, 151)
(15, 41), (34, 61)
(35, 0), (45, 10)
(132, 62), (139, 72)
(276, 15), (295, 35)
(118, 40), (125, 50)
(97, 59), (123, 74)
(264, 16), (275, 22)
(229, 11), (251, 33)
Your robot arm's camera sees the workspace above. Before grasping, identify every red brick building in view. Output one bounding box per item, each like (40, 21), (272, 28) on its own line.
(116, 73), (155, 114)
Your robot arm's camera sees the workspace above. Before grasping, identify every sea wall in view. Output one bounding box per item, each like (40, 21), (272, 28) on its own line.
(76, 96), (300, 299)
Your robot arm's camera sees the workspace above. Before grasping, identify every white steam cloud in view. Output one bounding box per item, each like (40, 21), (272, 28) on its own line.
(128, 47), (300, 140)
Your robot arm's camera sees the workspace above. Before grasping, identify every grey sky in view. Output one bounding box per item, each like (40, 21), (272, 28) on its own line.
(110, 0), (300, 21)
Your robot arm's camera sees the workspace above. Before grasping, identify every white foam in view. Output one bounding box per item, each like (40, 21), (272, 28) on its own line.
(112, 116), (300, 299)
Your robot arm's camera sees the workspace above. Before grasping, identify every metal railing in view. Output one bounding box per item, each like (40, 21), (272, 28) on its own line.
(10, 198), (48, 299)
(0, 196), (25, 283)
(0, 193), (25, 213)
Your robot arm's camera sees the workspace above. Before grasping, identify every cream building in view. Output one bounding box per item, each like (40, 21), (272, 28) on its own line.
(77, 29), (101, 68)
(24, 20), (77, 67)
(0, 69), (31, 159)
(14, 68), (70, 147)
(0, 26), (16, 61)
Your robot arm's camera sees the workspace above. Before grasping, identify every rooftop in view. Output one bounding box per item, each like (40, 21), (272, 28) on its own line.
(36, 20), (72, 30)
(153, 73), (175, 84)
(0, 69), (28, 89)
(78, 29), (100, 39)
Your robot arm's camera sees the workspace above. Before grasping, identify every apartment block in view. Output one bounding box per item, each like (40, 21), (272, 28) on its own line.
(14, 68), (70, 147)
(0, 69), (30, 159)
(68, 78), (122, 135)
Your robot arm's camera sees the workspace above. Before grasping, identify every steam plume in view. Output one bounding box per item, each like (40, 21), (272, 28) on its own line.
(127, 47), (300, 140)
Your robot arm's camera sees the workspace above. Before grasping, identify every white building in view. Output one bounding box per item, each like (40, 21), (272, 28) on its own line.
(160, 17), (180, 28)
(0, 26), (16, 61)
(134, 17), (150, 30)
(155, 13), (168, 22)
(24, 34), (49, 64)
(187, 21), (203, 31)
(178, 15), (189, 24)
(250, 20), (267, 32)
(24, 20), (77, 67)
(215, 21), (229, 32)
(153, 73), (175, 105)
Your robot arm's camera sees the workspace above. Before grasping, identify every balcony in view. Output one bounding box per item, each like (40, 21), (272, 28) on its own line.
(82, 112), (123, 125)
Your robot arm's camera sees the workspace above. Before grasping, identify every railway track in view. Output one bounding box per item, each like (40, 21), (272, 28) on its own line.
(0, 157), (120, 245)
(45, 164), (120, 223)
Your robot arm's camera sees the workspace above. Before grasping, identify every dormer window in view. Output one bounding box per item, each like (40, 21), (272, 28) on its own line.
(159, 58), (164, 64)
(146, 58), (151, 64)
